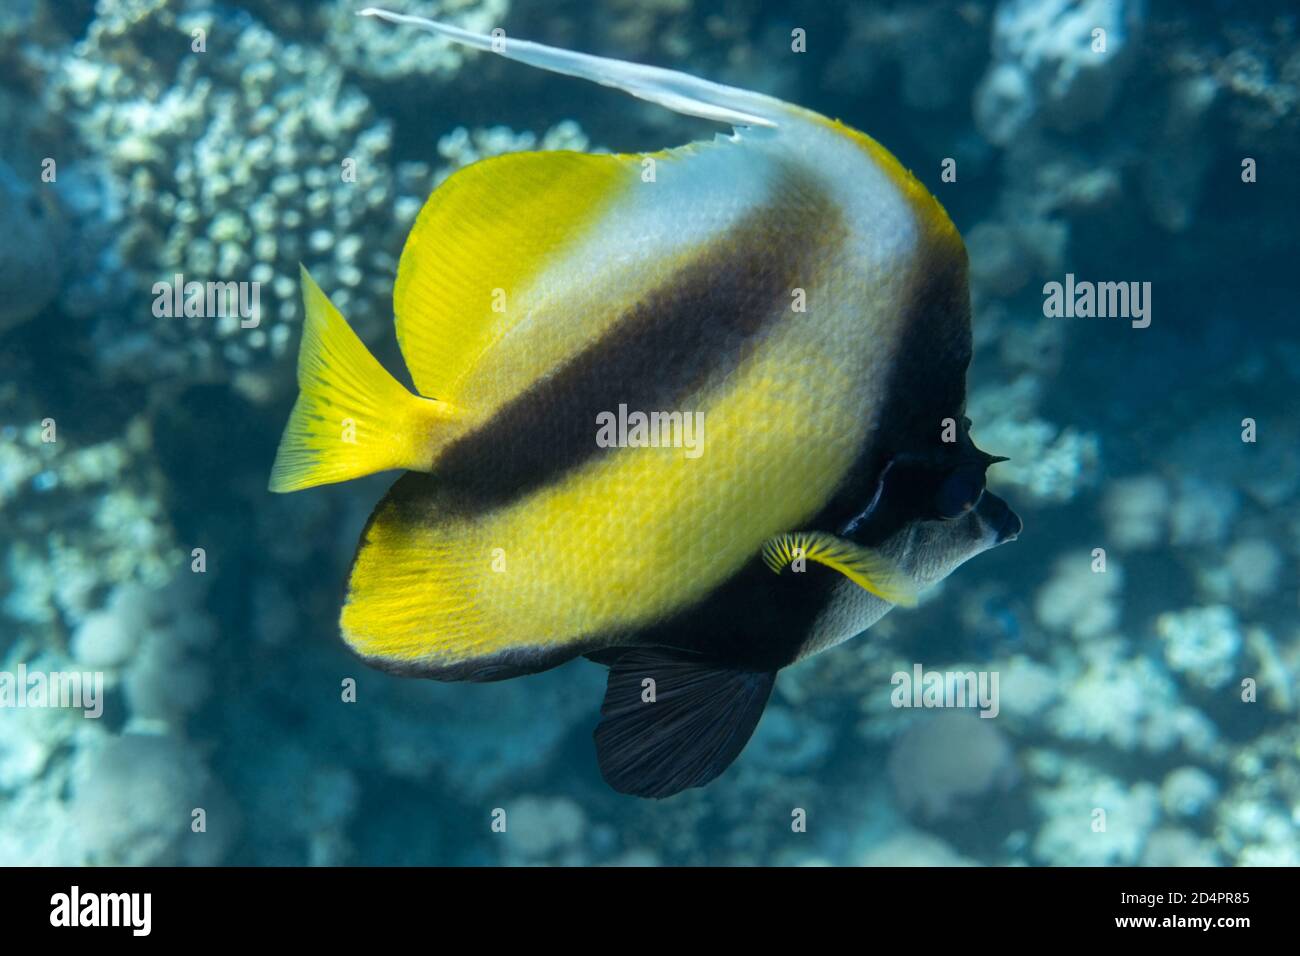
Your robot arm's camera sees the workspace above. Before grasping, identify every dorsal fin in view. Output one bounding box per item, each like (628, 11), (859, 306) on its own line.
(357, 7), (788, 129)
(392, 149), (637, 402)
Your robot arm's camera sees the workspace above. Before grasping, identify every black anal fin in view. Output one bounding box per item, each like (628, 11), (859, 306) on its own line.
(582, 648), (626, 667)
(593, 648), (776, 799)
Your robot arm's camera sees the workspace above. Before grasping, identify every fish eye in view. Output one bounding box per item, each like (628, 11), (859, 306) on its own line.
(935, 465), (986, 519)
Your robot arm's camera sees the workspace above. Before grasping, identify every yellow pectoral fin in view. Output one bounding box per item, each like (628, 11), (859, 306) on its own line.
(761, 531), (919, 607)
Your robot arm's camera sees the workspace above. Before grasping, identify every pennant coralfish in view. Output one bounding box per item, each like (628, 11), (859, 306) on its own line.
(269, 9), (1022, 798)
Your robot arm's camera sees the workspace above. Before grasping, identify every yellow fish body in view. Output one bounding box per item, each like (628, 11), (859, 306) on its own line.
(270, 10), (1020, 798)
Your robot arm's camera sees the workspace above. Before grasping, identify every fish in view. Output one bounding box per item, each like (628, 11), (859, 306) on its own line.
(268, 8), (1023, 799)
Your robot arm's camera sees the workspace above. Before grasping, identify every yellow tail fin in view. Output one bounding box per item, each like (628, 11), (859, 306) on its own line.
(269, 267), (455, 493)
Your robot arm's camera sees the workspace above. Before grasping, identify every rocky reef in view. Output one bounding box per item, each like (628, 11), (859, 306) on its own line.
(1, 0), (1297, 865)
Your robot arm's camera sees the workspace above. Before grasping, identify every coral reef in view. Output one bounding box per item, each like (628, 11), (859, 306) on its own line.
(887, 712), (1019, 823)
(39, 0), (414, 389)
(0, 157), (65, 331)
(975, 0), (1145, 144)
(1030, 758), (1160, 866)
(1157, 605), (1242, 692)
(322, 0), (510, 82)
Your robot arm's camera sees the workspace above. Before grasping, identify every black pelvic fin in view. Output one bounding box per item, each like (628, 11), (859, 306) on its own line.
(592, 647), (776, 799)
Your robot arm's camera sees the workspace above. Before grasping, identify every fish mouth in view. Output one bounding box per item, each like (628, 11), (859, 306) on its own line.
(976, 490), (1022, 545)
(995, 507), (1023, 544)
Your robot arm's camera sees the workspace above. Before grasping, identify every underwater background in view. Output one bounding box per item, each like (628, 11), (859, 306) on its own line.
(1, 0), (1297, 866)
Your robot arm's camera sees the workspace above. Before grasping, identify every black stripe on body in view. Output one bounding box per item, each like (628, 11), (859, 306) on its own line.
(343, 166), (973, 684)
(600, 217), (976, 671)
(811, 228), (974, 547)
(428, 167), (846, 510)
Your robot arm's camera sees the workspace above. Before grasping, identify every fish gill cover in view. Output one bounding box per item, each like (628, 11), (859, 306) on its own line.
(0, 0), (1296, 867)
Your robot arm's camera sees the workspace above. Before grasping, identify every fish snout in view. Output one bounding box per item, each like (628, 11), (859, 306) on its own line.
(976, 491), (1022, 545)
